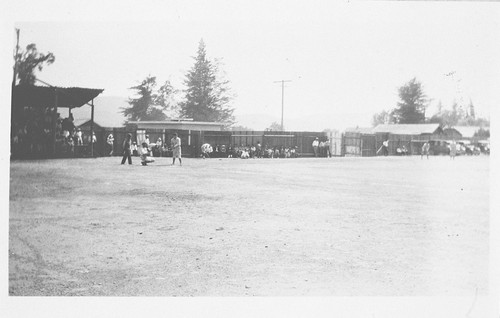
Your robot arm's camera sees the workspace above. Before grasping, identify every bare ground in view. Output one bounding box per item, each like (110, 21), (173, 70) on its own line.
(9, 155), (489, 296)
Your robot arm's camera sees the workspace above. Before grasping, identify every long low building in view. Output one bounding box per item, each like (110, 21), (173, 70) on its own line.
(343, 123), (463, 156)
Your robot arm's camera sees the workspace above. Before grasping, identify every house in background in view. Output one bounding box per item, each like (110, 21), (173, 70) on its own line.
(451, 126), (486, 141)
(371, 123), (453, 155)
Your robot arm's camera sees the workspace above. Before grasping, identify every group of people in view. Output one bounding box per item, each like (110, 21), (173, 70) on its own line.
(11, 107), (98, 158)
(199, 137), (336, 159)
(59, 114), (97, 156)
(200, 142), (302, 159)
(11, 107), (55, 158)
(311, 137), (332, 157)
(420, 140), (459, 159)
(121, 133), (182, 166)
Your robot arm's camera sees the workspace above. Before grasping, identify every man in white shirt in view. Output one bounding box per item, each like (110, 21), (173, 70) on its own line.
(312, 137), (319, 157)
(171, 133), (182, 166)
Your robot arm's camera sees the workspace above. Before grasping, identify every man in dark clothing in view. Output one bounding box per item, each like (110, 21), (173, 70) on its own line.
(121, 133), (132, 165)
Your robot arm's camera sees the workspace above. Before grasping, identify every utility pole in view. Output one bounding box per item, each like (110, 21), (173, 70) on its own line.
(274, 79), (291, 131)
(13, 28), (20, 86)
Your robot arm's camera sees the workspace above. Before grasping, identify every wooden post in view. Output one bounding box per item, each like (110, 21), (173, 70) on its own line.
(360, 138), (364, 157)
(53, 88), (58, 157)
(90, 98), (94, 157)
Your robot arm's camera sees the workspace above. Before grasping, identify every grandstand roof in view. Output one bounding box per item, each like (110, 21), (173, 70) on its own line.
(12, 85), (104, 109)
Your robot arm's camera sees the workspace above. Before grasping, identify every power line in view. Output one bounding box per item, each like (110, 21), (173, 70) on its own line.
(273, 79), (291, 131)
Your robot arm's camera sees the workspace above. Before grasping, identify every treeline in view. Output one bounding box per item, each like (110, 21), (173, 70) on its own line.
(121, 39), (235, 127)
(372, 78), (489, 137)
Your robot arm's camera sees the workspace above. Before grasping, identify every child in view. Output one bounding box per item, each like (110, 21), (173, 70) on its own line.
(140, 142), (155, 166)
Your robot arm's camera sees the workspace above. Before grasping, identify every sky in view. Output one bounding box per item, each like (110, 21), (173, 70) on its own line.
(2, 0), (500, 132)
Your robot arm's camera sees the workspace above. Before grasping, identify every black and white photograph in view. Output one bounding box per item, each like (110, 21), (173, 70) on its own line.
(1, 0), (498, 317)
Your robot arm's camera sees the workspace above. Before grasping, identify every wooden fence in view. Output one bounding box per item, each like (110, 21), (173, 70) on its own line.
(21, 125), (451, 159)
(74, 128), (329, 158)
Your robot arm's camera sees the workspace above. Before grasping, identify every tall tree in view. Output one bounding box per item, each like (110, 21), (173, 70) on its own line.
(468, 99), (476, 119)
(429, 100), (489, 128)
(122, 75), (175, 121)
(179, 40), (235, 124)
(14, 43), (55, 85)
(392, 78), (427, 124)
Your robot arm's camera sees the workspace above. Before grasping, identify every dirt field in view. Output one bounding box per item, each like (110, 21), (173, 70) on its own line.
(9, 155), (489, 296)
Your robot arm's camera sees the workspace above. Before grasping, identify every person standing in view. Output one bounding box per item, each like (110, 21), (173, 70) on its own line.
(121, 133), (133, 165)
(382, 140), (389, 156)
(421, 141), (430, 160)
(75, 128), (83, 145)
(256, 141), (262, 158)
(312, 137), (319, 157)
(131, 141), (138, 156)
(107, 133), (114, 156)
(319, 140), (325, 157)
(156, 137), (163, 157)
(171, 133), (182, 166)
(91, 132), (98, 156)
(325, 139), (331, 158)
(449, 140), (457, 160)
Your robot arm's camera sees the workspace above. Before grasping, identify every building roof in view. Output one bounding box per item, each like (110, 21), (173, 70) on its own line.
(12, 84), (104, 109)
(74, 118), (105, 129)
(127, 120), (225, 126)
(452, 126), (482, 139)
(372, 123), (441, 135)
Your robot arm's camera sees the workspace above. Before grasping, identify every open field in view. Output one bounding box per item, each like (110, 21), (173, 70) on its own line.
(9, 155), (489, 296)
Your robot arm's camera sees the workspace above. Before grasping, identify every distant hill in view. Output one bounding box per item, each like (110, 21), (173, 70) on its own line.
(71, 95), (129, 128)
(69, 96), (368, 132)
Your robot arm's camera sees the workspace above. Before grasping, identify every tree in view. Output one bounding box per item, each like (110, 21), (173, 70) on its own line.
(372, 109), (394, 126)
(14, 43), (55, 85)
(267, 121), (283, 131)
(468, 99), (476, 119)
(392, 78), (427, 124)
(179, 39), (235, 124)
(428, 100), (489, 128)
(122, 75), (175, 121)
(230, 124), (253, 131)
(474, 128), (490, 138)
